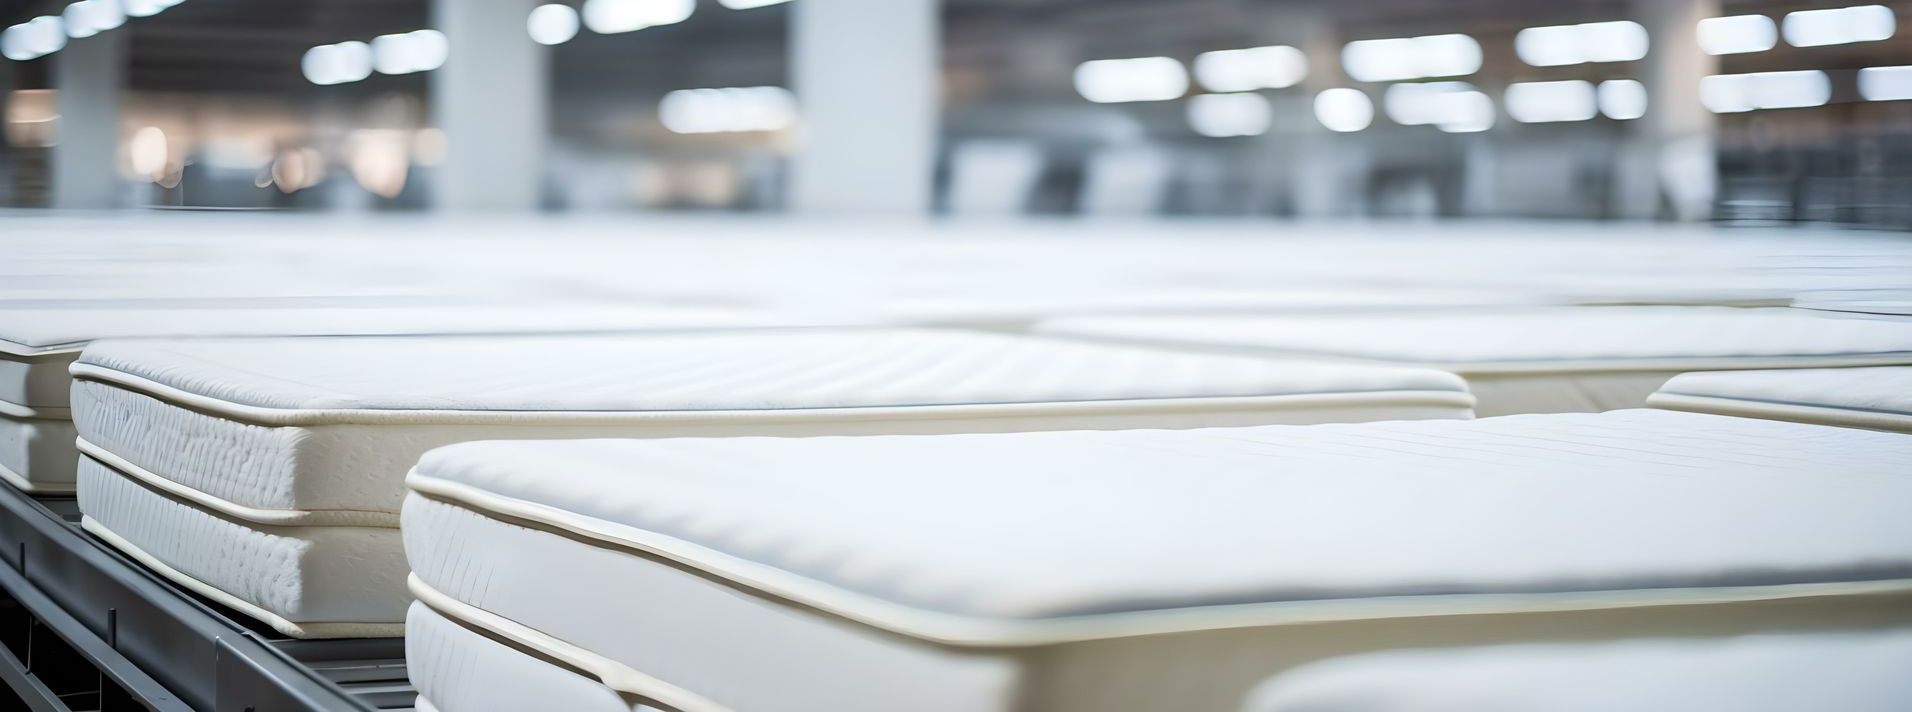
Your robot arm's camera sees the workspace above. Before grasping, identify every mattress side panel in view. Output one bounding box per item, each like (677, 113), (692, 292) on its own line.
(0, 351), (78, 409)
(403, 495), (1022, 712)
(73, 379), (308, 510)
(79, 458), (408, 625)
(407, 602), (638, 712)
(0, 415), (78, 490)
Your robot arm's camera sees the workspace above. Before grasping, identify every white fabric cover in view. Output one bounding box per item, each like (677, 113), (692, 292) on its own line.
(0, 303), (761, 356)
(74, 329), (1464, 413)
(1664, 367), (1912, 414)
(404, 410), (1912, 711)
(0, 351), (78, 411)
(73, 329), (1467, 637)
(77, 457), (405, 637)
(1033, 307), (1912, 366)
(1034, 307), (1912, 415)
(408, 602), (643, 712)
(1246, 631), (1912, 712)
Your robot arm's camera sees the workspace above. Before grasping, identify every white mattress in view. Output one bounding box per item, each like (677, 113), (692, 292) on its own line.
(1649, 366), (1912, 433)
(1246, 631), (1912, 712)
(404, 410), (1912, 712)
(1034, 307), (1912, 415)
(73, 329), (1468, 636)
(77, 457), (405, 637)
(0, 413), (78, 494)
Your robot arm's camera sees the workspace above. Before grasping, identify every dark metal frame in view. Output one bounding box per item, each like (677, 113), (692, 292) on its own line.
(0, 488), (411, 711)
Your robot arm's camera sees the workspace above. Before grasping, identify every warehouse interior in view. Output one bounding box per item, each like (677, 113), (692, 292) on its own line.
(1, 1), (1911, 711)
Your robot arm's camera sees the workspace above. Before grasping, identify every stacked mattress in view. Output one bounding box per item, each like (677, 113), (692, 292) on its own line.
(1649, 367), (1912, 433)
(0, 302), (753, 493)
(1245, 631), (1912, 711)
(70, 328), (1472, 638)
(402, 409), (1912, 712)
(1034, 306), (1912, 415)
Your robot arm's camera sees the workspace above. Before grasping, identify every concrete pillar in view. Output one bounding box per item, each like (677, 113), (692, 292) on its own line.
(432, 0), (547, 212)
(52, 31), (125, 210)
(1619, 0), (1719, 220)
(790, 0), (939, 215)
(1283, 9), (1366, 218)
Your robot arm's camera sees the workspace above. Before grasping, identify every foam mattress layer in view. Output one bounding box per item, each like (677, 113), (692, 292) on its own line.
(71, 330), (1472, 515)
(77, 457), (407, 638)
(0, 413), (78, 494)
(1246, 631), (1912, 712)
(1034, 307), (1912, 415)
(404, 410), (1912, 711)
(1649, 366), (1912, 433)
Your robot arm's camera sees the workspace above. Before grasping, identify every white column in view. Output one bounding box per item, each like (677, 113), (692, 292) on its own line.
(52, 31), (126, 210)
(790, 0), (939, 215)
(432, 0), (547, 212)
(1619, 0), (1719, 220)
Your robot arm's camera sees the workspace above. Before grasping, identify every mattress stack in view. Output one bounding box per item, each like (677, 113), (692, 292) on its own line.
(1034, 307), (1912, 415)
(0, 302), (756, 494)
(69, 328), (1472, 637)
(401, 410), (1912, 712)
(1649, 366), (1912, 433)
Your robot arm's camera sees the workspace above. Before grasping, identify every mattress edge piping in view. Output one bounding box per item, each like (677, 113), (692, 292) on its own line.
(78, 440), (402, 527)
(410, 578), (730, 712)
(1645, 393), (1912, 434)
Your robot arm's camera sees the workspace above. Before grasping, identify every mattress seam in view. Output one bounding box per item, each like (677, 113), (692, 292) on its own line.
(411, 579), (729, 712)
(77, 441), (400, 527)
(1645, 393), (1912, 434)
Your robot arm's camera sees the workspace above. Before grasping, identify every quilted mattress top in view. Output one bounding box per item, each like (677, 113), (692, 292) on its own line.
(408, 409), (1912, 634)
(74, 329), (1466, 412)
(1033, 307), (1912, 368)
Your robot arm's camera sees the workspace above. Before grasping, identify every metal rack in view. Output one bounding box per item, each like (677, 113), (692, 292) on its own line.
(0, 488), (412, 711)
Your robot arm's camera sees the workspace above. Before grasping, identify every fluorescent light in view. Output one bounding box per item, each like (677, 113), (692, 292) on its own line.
(583, 0), (694, 34)
(1858, 65), (1912, 101)
(717, 0), (791, 8)
(1514, 20), (1647, 66)
(1, 16), (67, 61)
(1505, 80), (1597, 123)
(128, 126), (168, 178)
(372, 29), (447, 75)
(1073, 57), (1188, 104)
(659, 86), (796, 134)
(62, 0), (123, 39)
(1313, 88), (1374, 132)
(301, 41), (374, 85)
(1700, 70), (1831, 113)
(1597, 79), (1648, 119)
(1187, 93), (1272, 137)
(1697, 15), (1778, 55)
(123, 0), (186, 19)
(1782, 5), (1895, 47)
(1384, 81), (1494, 132)
(1342, 34), (1480, 83)
(1192, 45), (1307, 93)
(527, 4), (581, 46)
